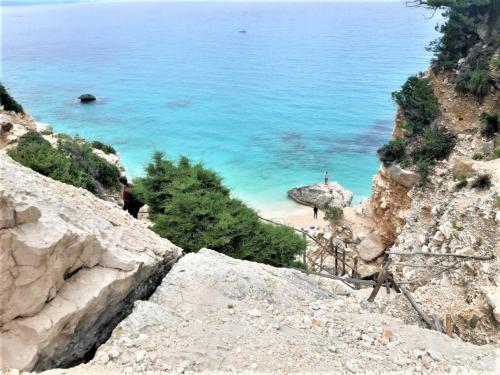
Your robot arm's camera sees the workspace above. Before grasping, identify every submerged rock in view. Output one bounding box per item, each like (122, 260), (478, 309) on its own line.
(0, 153), (181, 371)
(78, 94), (96, 103)
(287, 182), (353, 209)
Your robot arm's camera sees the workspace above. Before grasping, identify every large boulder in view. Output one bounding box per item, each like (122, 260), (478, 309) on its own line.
(356, 231), (386, 262)
(380, 164), (421, 189)
(0, 152), (181, 371)
(287, 182), (353, 209)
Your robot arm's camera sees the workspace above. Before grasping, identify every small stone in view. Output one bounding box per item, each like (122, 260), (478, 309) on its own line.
(345, 359), (358, 373)
(427, 350), (445, 362)
(247, 309), (262, 318)
(382, 329), (394, 341)
(97, 352), (110, 364)
(135, 349), (146, 362)
(107, 347), (120, 359)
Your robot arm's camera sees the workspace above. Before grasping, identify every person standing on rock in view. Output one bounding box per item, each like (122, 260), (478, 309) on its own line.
(313, 206), (318, 219)
(324, 171), (329, 185)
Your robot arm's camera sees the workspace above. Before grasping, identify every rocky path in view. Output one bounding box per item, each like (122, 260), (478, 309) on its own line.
(33, 249), (497, 375)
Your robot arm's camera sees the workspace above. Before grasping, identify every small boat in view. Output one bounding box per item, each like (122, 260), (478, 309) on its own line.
(238, 29), (247, 34)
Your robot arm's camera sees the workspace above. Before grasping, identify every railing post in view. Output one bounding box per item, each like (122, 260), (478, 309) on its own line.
(342, 250), (346, 276)
(334, 245), (338, 276)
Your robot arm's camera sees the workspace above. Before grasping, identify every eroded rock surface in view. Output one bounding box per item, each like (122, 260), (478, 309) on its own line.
(70, 249), (496, 374)
(287, 182), (353, 209)
(0, 152), (182, 371)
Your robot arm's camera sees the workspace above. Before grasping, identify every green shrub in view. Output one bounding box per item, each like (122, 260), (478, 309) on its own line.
(492, 57), (500, 70)
(8, 132), (120, 194)
(480, 112), (499, 138)
(404, 126), (456, 176)
(422, 0), (492, 70)
(467, 69), (490, 97)
(377, 139), (406, 165)
(392, 75), (439, 132)
(91, 140), (117, 155)
(132, 152), (307, 268)
(0, 83), (24, 114)
(471, 174), (491, 189)
(324, 206), (344, 223)
(455, 175), (468, 190)
(472, 153), (484, 160)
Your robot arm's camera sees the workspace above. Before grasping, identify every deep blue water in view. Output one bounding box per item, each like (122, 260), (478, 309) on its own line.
(1, 1), (439, 207)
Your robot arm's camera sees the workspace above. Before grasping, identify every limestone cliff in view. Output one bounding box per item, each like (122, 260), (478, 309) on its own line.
(366, 14), (500, 344)
(0, 152), (181, 371)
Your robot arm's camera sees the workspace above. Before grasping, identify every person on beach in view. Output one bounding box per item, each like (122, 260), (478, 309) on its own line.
(324, 171), (329, 184)
(313, 206), (318, 219)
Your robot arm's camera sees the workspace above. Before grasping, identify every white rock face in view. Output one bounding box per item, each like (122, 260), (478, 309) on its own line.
(380, 164), (421, 189)
(287, 181), (353, 209)
(80, 249), (496, 374)
(0, 152), (182, 371)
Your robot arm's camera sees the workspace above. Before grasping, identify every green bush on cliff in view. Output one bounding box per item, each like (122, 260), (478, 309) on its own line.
(0, 83), (24, 114)
(419, 0), (493, 70)
(481, 111), (499, 137)
(8, 132), (120, 194)
(378, 75), (454, 176)
(377, 139), (406, 165)
(391, 75), (439, 133)
(90, 140), (117, 155)
(410, 126), (456, 175)
(467, 69), (491, 96)
(132, 152), (307, 268)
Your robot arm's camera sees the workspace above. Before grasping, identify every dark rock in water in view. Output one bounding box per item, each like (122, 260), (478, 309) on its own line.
(78, 94), (96, 103)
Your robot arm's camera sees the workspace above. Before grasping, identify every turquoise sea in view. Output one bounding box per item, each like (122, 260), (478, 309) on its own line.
(2, 1), (439, 208)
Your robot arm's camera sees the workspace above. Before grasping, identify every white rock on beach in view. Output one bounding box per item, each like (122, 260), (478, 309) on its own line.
(287, 181), (353, 209)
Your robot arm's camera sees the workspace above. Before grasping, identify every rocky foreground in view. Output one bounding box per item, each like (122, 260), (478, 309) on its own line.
(0, 153), (181, 371)
(29, 249), (493, 375)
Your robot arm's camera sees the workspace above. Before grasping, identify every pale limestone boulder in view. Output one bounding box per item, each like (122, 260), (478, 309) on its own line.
(356, 232), (386, 262)
(482, 286), (500, 322)
(0, 152), (181, 371)
(379, 164), (421, 189)
(287, 181), (353, 209)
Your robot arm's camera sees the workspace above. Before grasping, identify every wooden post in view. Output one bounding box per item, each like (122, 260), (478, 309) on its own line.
(342, 250), (346, 276)
(445, 314), (453, 337)
(399, 286), (434, 329)
(368, 259), (392, 302)
(334, 245), (338, 276)
(302, 233), (307, 269)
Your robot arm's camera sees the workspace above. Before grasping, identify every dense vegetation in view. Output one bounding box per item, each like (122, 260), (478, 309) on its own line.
(0, 83), (24, 114)
(378, 75), (455, 176)
(419, 0), (495, 69)
(91, 140), (117, 154)
(480, 111), (499, 137)
(8, 132), (121, 194)
(132, 152), (307, 268)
